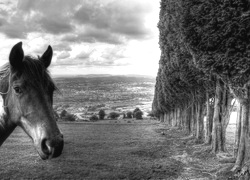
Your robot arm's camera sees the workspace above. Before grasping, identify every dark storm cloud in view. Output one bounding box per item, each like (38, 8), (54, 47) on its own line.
(0, 0), (158, 70)
(38, 17), (73, 34)
(0, 19), (27, 38)
(0, 18), (6, 27)
(0, 0), (78, 39)
(74, 0), (153, 41)
(0, 0), (154, 44)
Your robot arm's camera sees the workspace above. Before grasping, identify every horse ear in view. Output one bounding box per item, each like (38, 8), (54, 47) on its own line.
(9, 42), (24, 69)
(41, 45), (53, 68)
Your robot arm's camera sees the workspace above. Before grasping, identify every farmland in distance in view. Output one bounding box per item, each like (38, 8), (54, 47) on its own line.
(53, 75), (155, 117)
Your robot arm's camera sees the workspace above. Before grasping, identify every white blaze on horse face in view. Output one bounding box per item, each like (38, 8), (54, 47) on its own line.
(0, 96), (5, 118)
(0, 96), (6, 130)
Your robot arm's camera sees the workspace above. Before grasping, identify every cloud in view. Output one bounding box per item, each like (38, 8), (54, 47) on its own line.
(101, 47), (127, 61)
(0, 0), (155, 44)
(53, 43), (72, 52)
(0, 0), (79, 38)
(57, 51), (70, 60)
(30, 44), (49, 54)
(83, 46), (129, 67)
(76, 50), (93, 59)
(54, 48), (93, 67)
(38, 16), (73, 34)
(62, 27), (124, 44)
(0, 14), (29, 38)
(74, 0), (154, 40)
(0, 0), (160, 76)
(53, 45), (128, 67)
(0, 17), (6, 27)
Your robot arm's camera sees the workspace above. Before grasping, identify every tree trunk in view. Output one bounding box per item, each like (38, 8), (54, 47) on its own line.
(172, 109), (177, 127)
(160, 113), (164, 122)
(233, 99), (250, 170)
(170, 110), (174, 126)
(191, 103), (197, 137)
(205, 93), (214, 145)
(234, 103), (242, 157)
(232, 87), (250, 176)
(186, 107), (192, 133)
(176, 108), (181, 128)
(168, 112), (172, 125)
(180, 108), (184, 129)
(164, 113), (168, 124)
(196, 101), (204, 141)
(182, 106), (190, 132)
(211, 78), (234, 153)
(212, 79), (225, 152)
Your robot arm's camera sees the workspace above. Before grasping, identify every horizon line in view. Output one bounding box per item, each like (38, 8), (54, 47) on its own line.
(51, 73), (156, 78)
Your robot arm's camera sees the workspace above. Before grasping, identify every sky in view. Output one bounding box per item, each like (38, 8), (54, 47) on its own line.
(0, 0), (160, 77)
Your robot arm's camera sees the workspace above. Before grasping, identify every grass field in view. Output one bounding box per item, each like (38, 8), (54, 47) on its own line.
(0, 120), (237, 179)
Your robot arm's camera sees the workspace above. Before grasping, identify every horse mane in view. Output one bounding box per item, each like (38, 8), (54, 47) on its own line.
(0, 63), (10, 79)
(0, 56), (58, 93)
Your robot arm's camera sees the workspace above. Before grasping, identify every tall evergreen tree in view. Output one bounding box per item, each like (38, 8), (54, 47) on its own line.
(182, 0), (250, 175)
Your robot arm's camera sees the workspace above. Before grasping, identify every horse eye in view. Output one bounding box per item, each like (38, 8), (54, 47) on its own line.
(14, 87), (22, 94)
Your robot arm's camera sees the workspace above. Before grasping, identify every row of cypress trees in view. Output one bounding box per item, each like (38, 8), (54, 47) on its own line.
(152, 0), (250, 176)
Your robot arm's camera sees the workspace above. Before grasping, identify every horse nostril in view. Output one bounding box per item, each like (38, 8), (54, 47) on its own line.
(40, 136), (63, 159)
(39, 134), (64, 159)
(41, 138), (53, 156)
(53, 136), (64, 158)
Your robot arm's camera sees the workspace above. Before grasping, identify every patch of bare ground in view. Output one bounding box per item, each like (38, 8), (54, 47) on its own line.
(155, 124), (239, 180)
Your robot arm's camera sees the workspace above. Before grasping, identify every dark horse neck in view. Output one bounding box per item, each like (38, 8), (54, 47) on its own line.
(0, 110), (16, 146)
(0, 72), (16, 146)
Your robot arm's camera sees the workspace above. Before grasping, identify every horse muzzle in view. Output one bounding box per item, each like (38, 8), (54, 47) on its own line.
(19, 117), (64, 160)
(38, 133), (64, 160)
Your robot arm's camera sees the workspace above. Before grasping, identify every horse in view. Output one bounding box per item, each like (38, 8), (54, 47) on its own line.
(0, 42), (64, 160)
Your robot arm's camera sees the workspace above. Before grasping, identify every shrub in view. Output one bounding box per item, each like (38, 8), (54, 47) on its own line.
(109, 112), (120, 119)
(60, 110), (67, 118)
(64, 113), (76, 121)
(98, 109), (105, 120)
(90, 115), (99, 121)
(135, 110), (143, 120)
(122, 113), (126, 119)
(88, 106), (97, 111)
(96, 104), (105, 108)
(147, 111), (155, 118)
(133, 107), (141, 117)
(126, 111), (133, 118)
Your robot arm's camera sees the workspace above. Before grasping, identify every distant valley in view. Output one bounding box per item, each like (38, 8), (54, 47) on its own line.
(52, 75), (156, 119)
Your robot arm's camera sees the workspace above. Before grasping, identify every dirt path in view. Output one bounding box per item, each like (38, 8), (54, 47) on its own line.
(0, 121), (235, 179)
(156, 124), (237, 180)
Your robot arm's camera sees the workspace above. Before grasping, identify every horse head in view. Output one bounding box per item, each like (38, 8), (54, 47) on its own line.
(0, 42), (64, 160)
